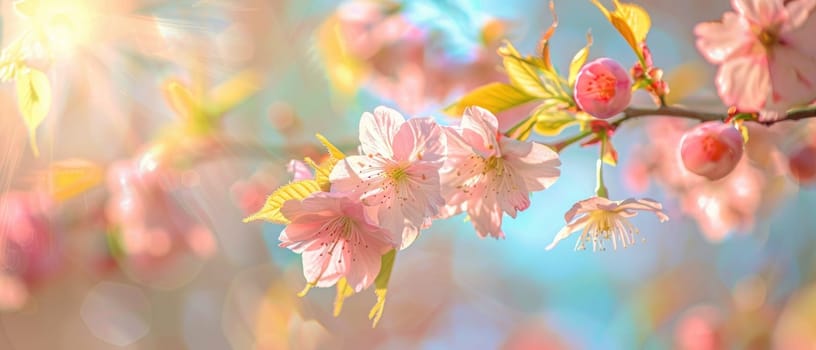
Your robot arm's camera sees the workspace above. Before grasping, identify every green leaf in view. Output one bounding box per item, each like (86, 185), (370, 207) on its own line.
(369, 249), (396, 328)
(534, 110), (578, 136)
(16, 68), (51, 157)
(499, 42), (551, 98)
(568, 33), (593, 88)
(444, 82), (536, 117)
(242, 180), (321, 224)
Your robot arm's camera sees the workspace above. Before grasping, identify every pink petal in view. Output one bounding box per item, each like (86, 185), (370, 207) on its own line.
(563, 197), (610, 222)
(287, 160), (313, 181)
(767, 45), (816, 111)
(392, 117), (446, 163)
(494, 172), (530, 218)
(343, 243), (383, 292)
(783, 0), (816, 30)
(545, 216), (591, 251)
(460, 107), (501, 157)
(329, 155), (389, 202)
(782, 9), (816, 58)
(467, 198), (504, 239)
(359, 106), (405, 158)
(715, 55), (770, 111)
(732, 0), (785, 26)
(500, 138), (561, 191)
(301, 243), (348, 288)
(615, 198), (670, 222)
(694, 12), (753, 64)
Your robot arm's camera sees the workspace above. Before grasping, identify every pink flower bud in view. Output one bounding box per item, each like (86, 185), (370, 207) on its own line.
(574, 58), (632, 119)
(788, 144), (816, 185)
(680, 122), (744, 180)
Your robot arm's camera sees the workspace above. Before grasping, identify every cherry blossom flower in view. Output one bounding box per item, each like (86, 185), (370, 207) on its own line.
(574, 58), (633, 119)
(440, 107), (561, 239)
(680, 122), (745, 180)
(694, 0), (816, 116)
(279, 192), (395, 292)
(546, 197), (669, 251)
(330, 106), (446, 248)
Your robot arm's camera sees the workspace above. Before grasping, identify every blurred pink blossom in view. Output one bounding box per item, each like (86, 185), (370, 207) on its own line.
(105, 152), (217, 270)
(694, 0), (816, 117)
(627, 119), (791, 241)
(335, 1), (509, 114)
(788, 142), (816, 185)
(0, 191), (58, 309)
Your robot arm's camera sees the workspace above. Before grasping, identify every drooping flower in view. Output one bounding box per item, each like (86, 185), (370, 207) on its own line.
(440, 106), (561, 239)
(546, 197), (669, 251)
(279, 192), (395, 292)
(574, 58), (633, 119)
(694, 0), (816, 116)
(330, 106), (446, 249)
(680, 122), (745, 180)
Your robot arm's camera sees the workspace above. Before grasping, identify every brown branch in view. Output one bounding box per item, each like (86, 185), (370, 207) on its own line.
(549, 105), (816, 152)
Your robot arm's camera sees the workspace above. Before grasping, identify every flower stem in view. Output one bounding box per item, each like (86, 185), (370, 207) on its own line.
(595, 135), (609, 198)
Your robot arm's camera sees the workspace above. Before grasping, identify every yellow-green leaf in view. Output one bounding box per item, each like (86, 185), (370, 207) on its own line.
(568, 32), (593, 88)
(16, 68), (51, 157)
(243, 180), (321, 224)
(499, 42), (551, 98)
(207, 69), (262, 117)
(45, 159), (103, 202)
(534, 110), (578, 136)
(590, 0), (650, 57)
(316, 15), (367, 96)
(444, 82), (536, 117)
(737, 121), (750, 144)
(307, 157), (337, 192)
(315, 133), (346, 160)
(369, 249), (396, 328)
(13, 0), (40, 18)
(613, 0), (651, 44)
(162, 79), (198, 121)
(333, 277), (355, 317)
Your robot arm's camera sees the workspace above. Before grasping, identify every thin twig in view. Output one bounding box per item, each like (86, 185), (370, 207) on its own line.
(548, 105), (816, 152)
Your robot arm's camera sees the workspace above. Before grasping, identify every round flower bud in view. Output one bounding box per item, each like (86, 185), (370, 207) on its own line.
(574, 58), (632, 119)
(680, 122), (744, 180)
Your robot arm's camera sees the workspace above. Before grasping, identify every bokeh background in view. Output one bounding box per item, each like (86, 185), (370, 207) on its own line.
(1, 0), (816, 349)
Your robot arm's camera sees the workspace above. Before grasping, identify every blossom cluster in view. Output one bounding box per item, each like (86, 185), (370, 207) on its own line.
(247, 106), (562, 295)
